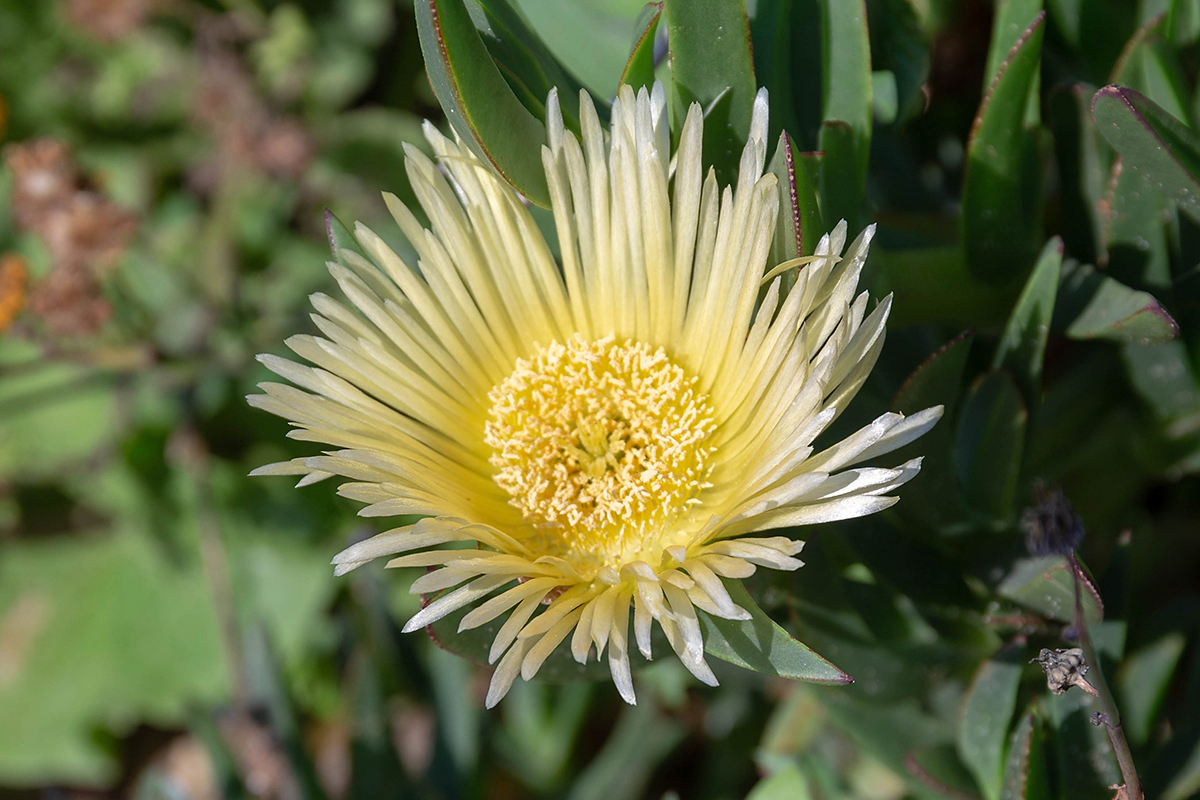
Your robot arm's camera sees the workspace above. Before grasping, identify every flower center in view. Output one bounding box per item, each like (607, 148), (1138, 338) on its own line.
(485, 335), (716, 560)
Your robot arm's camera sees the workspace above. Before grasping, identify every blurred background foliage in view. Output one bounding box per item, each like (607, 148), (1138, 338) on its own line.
(2, 0), (1200, 799)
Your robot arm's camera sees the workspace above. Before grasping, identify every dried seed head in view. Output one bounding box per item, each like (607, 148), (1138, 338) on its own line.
(1032, 647), (1096, 696)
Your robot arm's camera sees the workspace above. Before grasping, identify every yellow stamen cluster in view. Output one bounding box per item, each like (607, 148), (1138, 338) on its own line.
(485, 335), (716, 558)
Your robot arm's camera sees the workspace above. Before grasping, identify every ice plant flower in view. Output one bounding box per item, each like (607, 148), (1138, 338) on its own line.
(250, 83), (942, 706)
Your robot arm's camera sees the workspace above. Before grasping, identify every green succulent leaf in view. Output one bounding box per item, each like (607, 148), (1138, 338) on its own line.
(985, 0), (1046, 86)
(1157, 731), (1200, 800)
(567, 703), (686, 800)
(1049, 84), (1111, 267)
(953, 371), (1028, 523)
(1117, 632), (1186, 747)
(817, 120), (860, 234)
(0, 531), (227, 784)
(1093, 85), (1200, 224)
(414, 0), (552, 206)
(890, 330), (976, 534)
(665, 0), (757, 186)
(1122, 340), (1200, 430)
(866, 0), (930, 126)
(745, 765), (813, 800)
(1001, 708), (1051, 800)
(1045, 0), (1134, 78)
(767, 131), (824, 287)
(1166, 0), (1200, 45)
(1057, 261), (1179, 344)
(996, 556), (1104, 624)
(902, 745), (983, 799)
(957, 649), (1025, 800)
(962, 11), (1046, 283)
(1102, 156), (1173, 289)
(325, 208), (365, 265)
(992, 236), (1063, 406)
(819, 0), (872, 226)
(619, 2), (663, 93)
(698, 580), (852, 684)
(469, 0), (599, 130)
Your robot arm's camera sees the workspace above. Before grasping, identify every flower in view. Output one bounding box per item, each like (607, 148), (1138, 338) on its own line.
(250, 83), (942, 706)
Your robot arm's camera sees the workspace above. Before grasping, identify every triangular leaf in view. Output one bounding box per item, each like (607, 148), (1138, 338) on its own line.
(698, 579), (852, 684)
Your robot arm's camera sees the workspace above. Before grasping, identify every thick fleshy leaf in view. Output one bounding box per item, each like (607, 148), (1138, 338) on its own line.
(985, 0), (1045, 85)
(818, 682), (950, 774)
(992, 237), (1063, 405)
(1122, 340), (1200, 426)
(698, 580), (852, 684)
(1103, 20), (1185, 285)
(568, 703), (686, 800)
(1048, 84), (1110, 266)
(1093, 85), (1200, 223)
(819, 0), (872, 224)
(1156, 732), (1200, 800)
(665, 0), (757, 185)
(751, 0), (822, 147)
(618, 2), (663, 93)
(1112, 11), (1165, 86)
(957, 649), (1024, 800)
(866, 0), (930, 126)
(1102, 155), (1173, 289)
(953, 371), (1028, 523)
(903, 745), (983, 799)
(996, 555), (1104, 624)
(745, 765), (813, 800)
(1166, 0), (1200, 45)
(469, 0), (598, 130)
(0, 531), (227, 784)
(1001, 708), (1051, 800)
(1117, 632), (1186, 747)
(892, 331), (974, 419)
(414, 0), (551, 206)
(890, 330), (975, 534)
(1056, 261), (1179, 344)
(962, 12), (1046, 283)
(767, 131), (824, 284)
(818, 120), (860, 233)
(325, 208), (364, 266)
(1044, 0), (1134, 78)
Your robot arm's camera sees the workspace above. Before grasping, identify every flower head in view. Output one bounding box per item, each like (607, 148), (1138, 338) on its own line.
(250, 83), (942, 706)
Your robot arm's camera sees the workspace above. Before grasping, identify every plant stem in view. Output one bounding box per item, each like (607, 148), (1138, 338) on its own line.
(1069, 553), (1141, 799)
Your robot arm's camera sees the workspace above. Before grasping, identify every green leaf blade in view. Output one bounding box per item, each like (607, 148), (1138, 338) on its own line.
(699, 580), (852, 685)
(820, 0), (872, 201)
(415, 0), (552, 206)
(992, 236), (1064, 405)
(1093, 84), (1200, 223)
(953, 371), (1028, 523)
(618, 2), (663, 93)
(665, 0), (757, 185)
(1058, 261), (1179, 344)
(962, 12), (1047, 283)
(958, 650), (1024, 800)
(997, 555), (1104, 624)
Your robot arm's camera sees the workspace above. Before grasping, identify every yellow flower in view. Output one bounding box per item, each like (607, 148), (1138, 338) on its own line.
(250, 83), (942, 706)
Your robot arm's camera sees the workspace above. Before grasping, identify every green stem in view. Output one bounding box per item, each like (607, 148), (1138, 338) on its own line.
(1069, 553), (1142, 799)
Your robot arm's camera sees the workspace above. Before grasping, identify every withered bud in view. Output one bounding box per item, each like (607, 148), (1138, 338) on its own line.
(1032, 647), (1098, 696)
(1021, 482), (1085, 557)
